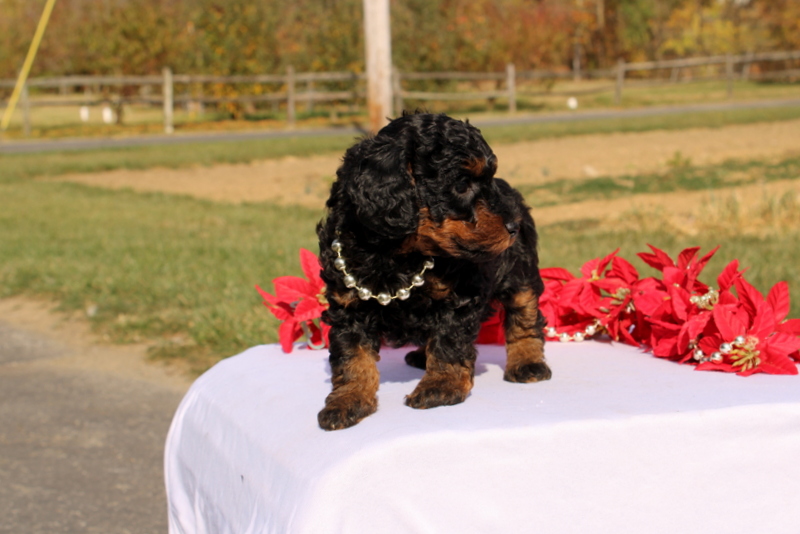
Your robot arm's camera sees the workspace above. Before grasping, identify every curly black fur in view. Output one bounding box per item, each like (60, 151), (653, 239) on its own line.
(317, 112), (550, 431)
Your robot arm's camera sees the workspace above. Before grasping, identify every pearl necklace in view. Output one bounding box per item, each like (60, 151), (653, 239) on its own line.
(331, 239), (434, 305)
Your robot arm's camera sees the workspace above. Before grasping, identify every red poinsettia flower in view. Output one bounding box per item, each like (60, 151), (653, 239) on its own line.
(637, 245), (719, 296)
(256, 248), (329, 352)
(262, 246), (800, 377)
(634, 246), (723, 360)
(540, 250), (619, 340)
(696, 278), (800, 375)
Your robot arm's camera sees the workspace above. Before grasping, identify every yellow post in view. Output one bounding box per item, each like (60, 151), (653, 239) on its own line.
(1, 0), (58, 131)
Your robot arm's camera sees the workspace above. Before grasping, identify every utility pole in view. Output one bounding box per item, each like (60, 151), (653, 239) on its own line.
(363, 0), (393, 133)
(1, 0), (58, 132)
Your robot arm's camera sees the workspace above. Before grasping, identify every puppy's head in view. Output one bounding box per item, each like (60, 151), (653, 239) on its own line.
(328, 113), (522, 261)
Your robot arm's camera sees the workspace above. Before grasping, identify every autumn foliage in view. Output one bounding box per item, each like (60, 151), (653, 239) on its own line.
(2, 0), (799, 79)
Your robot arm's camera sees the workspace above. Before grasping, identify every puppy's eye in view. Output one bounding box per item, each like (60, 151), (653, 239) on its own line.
(454, 180), (471, 195)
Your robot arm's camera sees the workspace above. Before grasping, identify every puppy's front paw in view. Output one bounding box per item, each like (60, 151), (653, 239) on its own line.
(405, 374), (471, 409)
(318, 392), (377, 431)
(504, 361), (552, 383)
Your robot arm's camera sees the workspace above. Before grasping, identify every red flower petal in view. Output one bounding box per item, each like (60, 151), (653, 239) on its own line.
(777, 319), (800, 336)
(278, 320), (303, 353)
(755, 348), (798, 375)
(767, 281), (791, 324)
(299, 248), (324, 288)
(637, 244), (675, 271)
(717, 260), (741, 290)
(609, 256), (640, 284)
(265, 301), (294, 322)
(293, 298), (325, 322)
(273, 276), (317, 302)
(696, 361), (735, 373)
(693, 245), (720, 273)
(713, 304), (746, 341)
(677, 247), (701, 270)
(750, 301), (777, 340)
(255, 284), (280, 306)
(540, 267), (575, 281)
(766, 332), (800, 356)
(734, 277), (764, 318)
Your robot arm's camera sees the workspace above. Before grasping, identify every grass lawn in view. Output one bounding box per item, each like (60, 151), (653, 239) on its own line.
(1, 166), (798, 372)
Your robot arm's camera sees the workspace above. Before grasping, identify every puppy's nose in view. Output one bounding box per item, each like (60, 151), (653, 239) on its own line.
(505, 221), (520, 237)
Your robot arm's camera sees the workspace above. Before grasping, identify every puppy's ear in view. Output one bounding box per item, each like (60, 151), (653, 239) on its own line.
(339, 140), (418, 239)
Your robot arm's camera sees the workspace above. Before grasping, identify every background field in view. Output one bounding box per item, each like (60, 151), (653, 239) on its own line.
(1, 105), (799, 373)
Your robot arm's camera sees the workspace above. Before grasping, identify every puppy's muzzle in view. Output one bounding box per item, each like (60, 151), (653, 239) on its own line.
(505, 221), (520, 238)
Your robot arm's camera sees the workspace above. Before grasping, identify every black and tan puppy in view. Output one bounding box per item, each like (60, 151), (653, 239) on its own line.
(317, 112), (550, 431)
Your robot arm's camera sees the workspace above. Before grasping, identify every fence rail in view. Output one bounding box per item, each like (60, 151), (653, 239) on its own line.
(1, 49), (798, 136)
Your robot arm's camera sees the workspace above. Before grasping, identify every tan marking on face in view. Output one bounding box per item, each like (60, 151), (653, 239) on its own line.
(465, 157), (487, 176)
(404, 203), (513, 257)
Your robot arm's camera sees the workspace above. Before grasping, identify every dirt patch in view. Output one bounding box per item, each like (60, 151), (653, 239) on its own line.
(534, 178), (800, 227)
(0, 296), (193, 392)
(48, 119), (800, 210)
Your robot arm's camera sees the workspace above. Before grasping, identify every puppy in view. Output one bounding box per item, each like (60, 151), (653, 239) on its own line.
(317, 112), (550, 431)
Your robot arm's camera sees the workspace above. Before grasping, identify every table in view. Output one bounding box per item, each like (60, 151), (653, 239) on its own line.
(165, 341), (800, 533)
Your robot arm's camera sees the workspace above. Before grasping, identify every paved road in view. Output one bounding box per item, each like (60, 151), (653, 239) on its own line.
(2, 98), (799, 155)
(0, 320), (186, 533)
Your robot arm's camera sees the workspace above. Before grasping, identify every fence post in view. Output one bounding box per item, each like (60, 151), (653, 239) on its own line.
(21, 83), (31, 137)
(726, 53), (734, 98)
(742, 51), (753, 81)
(392, 66), (403, 116)
(287, 65), (296, 127)
(162, 67), (174, 134)
(506, 63), (517, 114)
(615, 58), (625, 105)
(306, 80), (314, 113)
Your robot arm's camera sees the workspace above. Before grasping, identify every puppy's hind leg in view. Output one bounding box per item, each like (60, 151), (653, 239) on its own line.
(318, 335), (381, 431)
(404, 345), (427, 370)
(502, 288), (552, 383)
(405, 336), (475, 409)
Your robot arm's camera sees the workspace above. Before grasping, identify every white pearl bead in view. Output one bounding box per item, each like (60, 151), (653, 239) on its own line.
(343, 275), (356, 288)
(334, 258), (346, 271)
(331, 240), (342, 252)
(710, 352), (723, 363)
(585, 325), (597, 336)
(559, 333), (571, 343)
(397, 288), (410, 300)
(377, 292), (391, 305)
(734, 335), (746, 345)
(573, 332), (585, 342)
(424, 259), (435, 270)
(693, 348), (704, 361)
(719, 343), (732, 354)
(546, 327), (557, 337)
(411, 274), (425, 287)
(357, 287), (372, 300)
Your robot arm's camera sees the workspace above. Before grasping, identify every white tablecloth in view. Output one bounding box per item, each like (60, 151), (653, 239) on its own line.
(165, 341), (800, 534)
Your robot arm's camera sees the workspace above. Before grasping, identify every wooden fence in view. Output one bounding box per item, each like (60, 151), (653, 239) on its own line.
(1, 49), (798, 136)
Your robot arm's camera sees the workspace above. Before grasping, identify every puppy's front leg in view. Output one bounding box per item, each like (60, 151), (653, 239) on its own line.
(318, 334), (380, 431)
(405, 336), (475, 409)
(502, 288), (552, 383)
